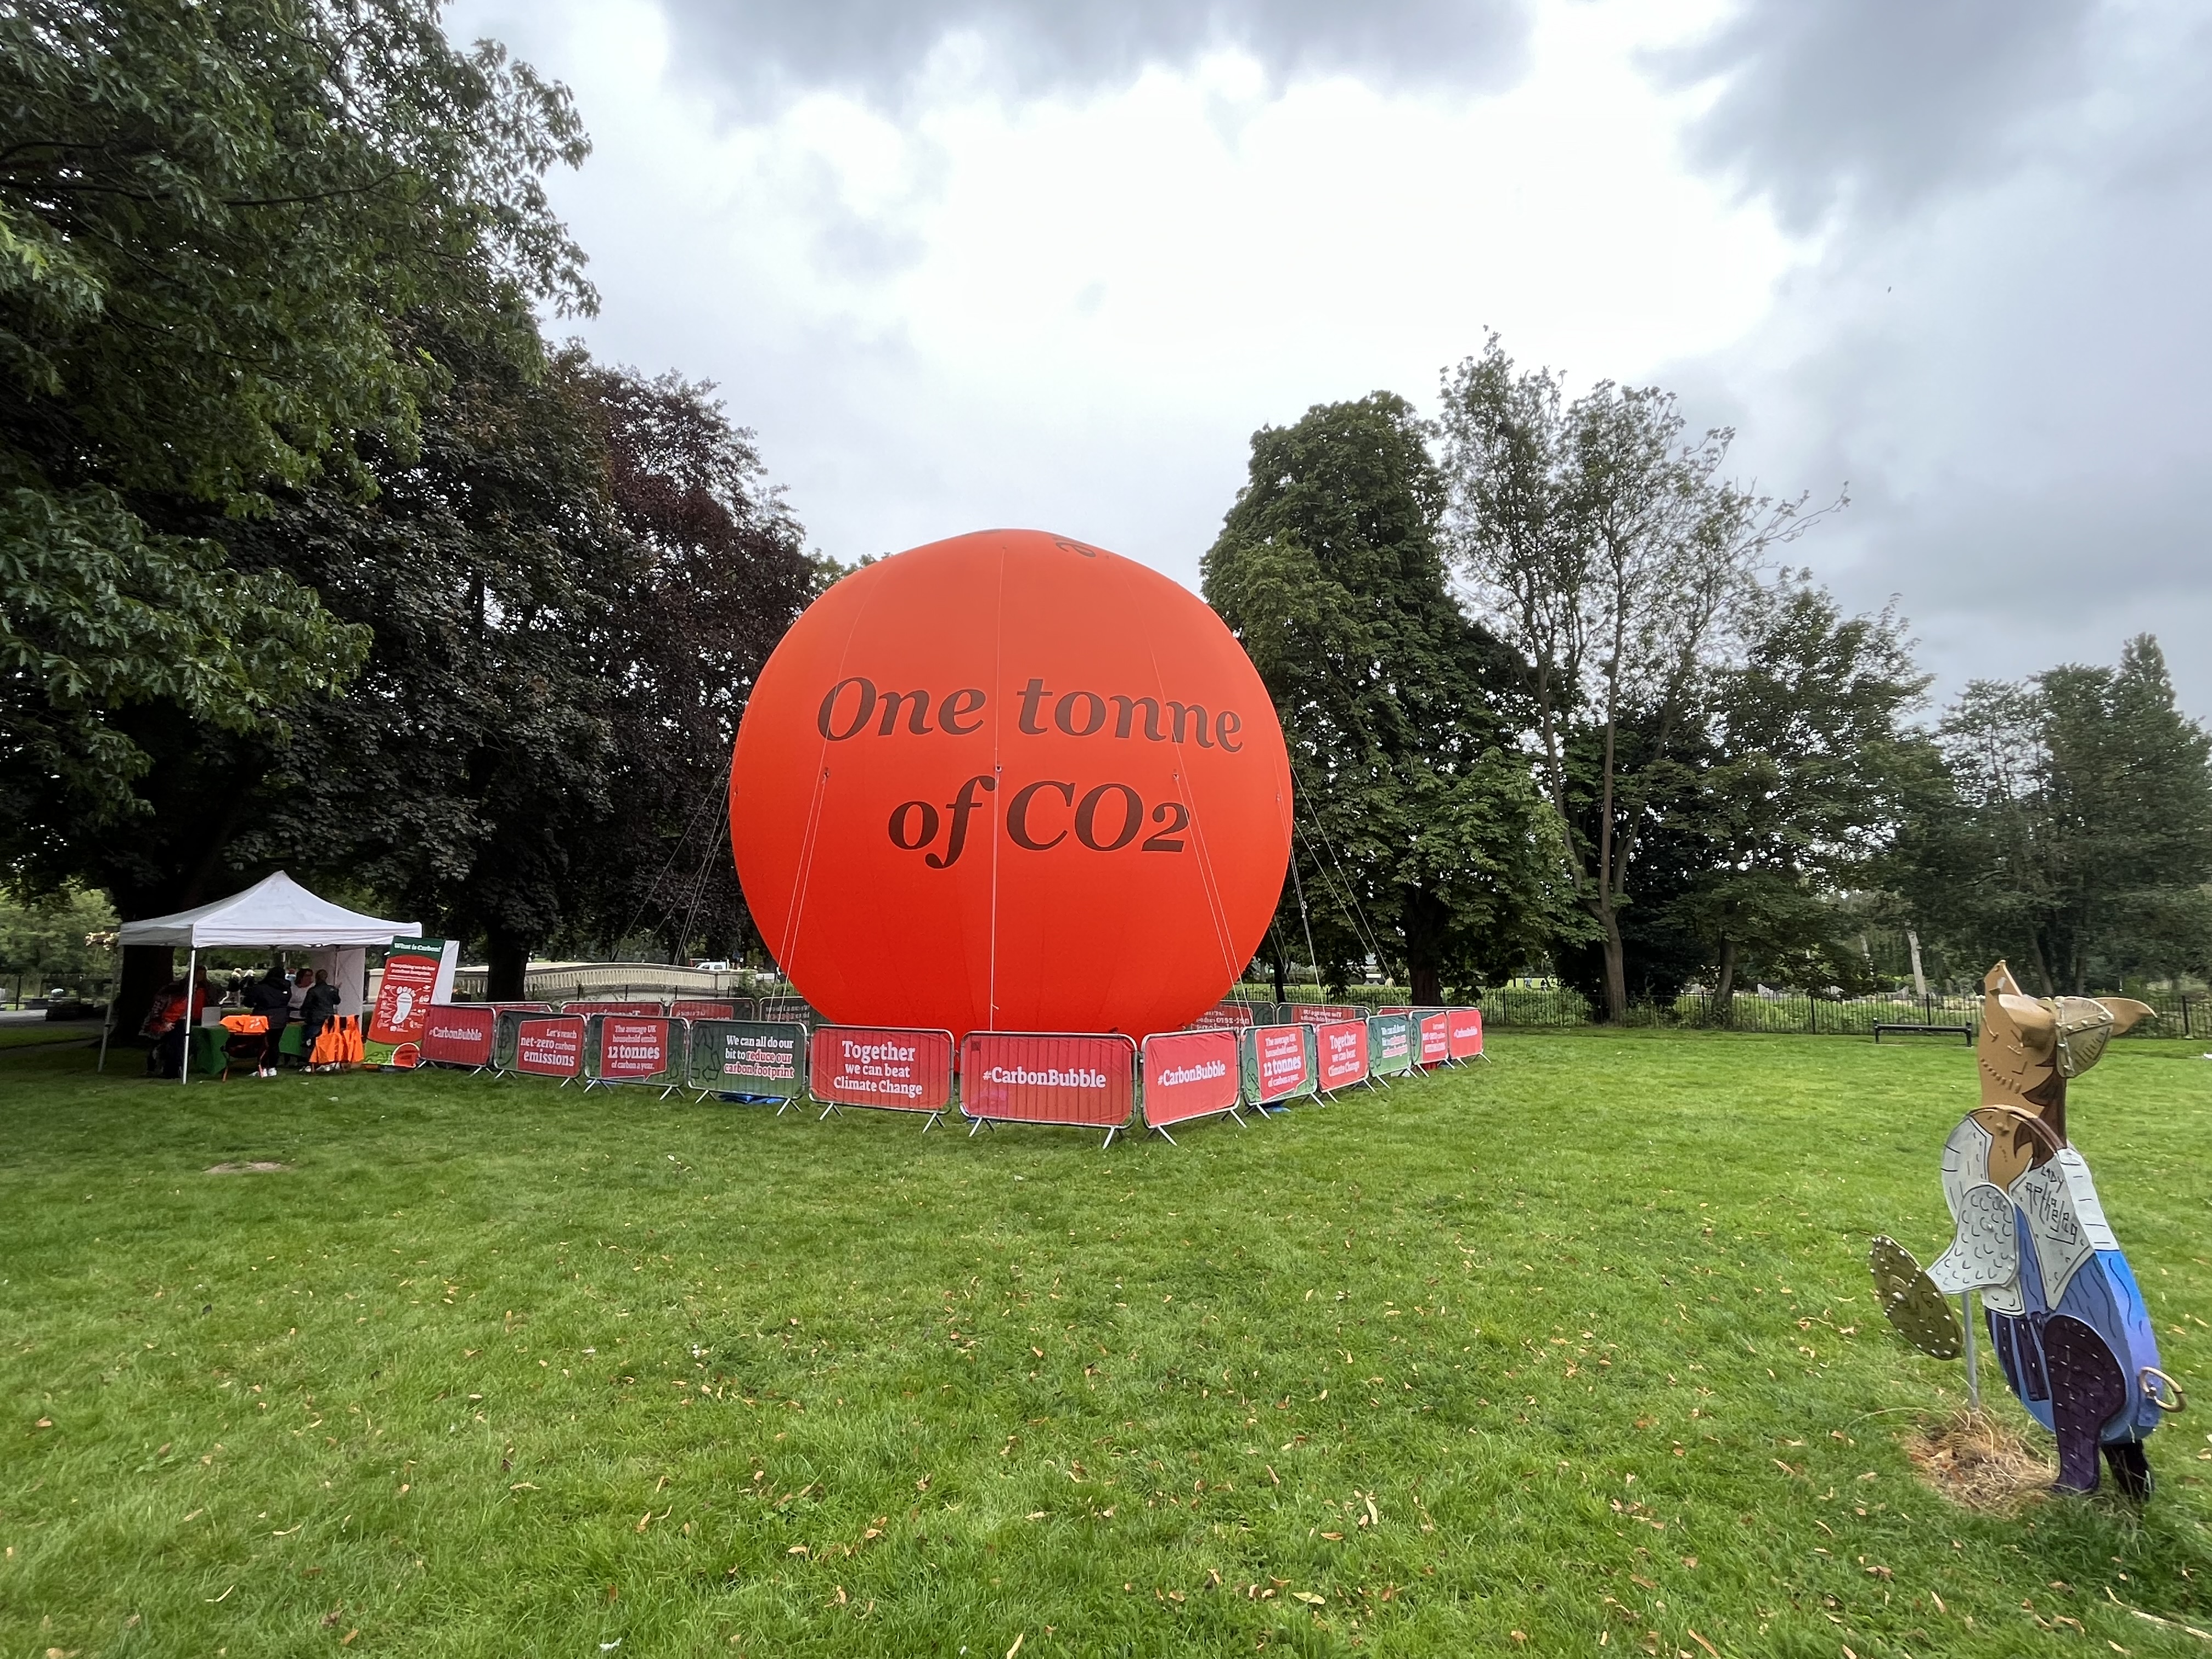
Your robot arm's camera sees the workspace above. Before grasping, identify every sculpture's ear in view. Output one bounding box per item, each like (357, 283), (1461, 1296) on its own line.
(2096, 998), (2157, 1036)
(1984, 961), (2024, 996)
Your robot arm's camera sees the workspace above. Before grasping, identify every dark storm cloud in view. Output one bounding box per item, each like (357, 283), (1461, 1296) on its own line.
(653, 0), (1531, 106)
(1657, 0), (2098, 229)
(1661, 2), (2212, 713)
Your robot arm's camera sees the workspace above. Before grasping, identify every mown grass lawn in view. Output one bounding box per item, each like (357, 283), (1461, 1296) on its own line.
(0, 1019), (108, 1051)
(3, 1030), (2209, 1657)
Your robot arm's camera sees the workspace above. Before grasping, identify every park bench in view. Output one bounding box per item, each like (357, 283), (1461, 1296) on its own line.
(1872, 1022), (1973, 1045)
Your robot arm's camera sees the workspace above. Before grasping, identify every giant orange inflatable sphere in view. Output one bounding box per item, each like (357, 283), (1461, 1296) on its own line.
(730, 529), (1292, 1040)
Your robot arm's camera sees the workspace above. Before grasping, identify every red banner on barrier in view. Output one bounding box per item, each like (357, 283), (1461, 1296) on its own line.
(1447, 1008), (1484, 1060)
(1290, 1003), (1363, 1025)
(670, 1000), (737, 1022)
(961, 1032), (1135, 1129)
(1248, 1024), (1314, 1103)
(810, 1025), (953, 1111)
(367, 938), (451, 1045)
(1189, 1000), (1259, 1030)
(563, 999), (663, 1017)
(420, 1004), (495, 1067)
(1141, 1029), (1240, 1127)
(1417, 1011), (1450, 1066)
(1315, 1019), (1369, 1091)
(516, 1015), (585, 1077)
(596, 1016), (673, 1080)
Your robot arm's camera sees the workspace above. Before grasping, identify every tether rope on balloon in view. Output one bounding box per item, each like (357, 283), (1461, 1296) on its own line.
(671, 776), (736, 970)
(1298, 808), (1387, 972)
(615, 746), (735, 962)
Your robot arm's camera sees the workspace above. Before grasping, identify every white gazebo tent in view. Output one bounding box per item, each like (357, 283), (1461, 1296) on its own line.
(109, 872), (421, 1083)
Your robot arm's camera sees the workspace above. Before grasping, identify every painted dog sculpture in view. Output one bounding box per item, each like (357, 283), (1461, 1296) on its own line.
(1874, 963), (2179, 1496)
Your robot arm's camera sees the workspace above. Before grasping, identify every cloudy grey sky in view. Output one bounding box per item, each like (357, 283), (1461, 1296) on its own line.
(448, 0), (2211, 714)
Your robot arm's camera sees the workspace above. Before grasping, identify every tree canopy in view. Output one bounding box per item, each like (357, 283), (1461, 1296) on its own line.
(0, 0), (592, 862)
(1436, 335), (1828, 1019)
(2, 1), (821, 1019)
(1667, 583), (1933, 1008)
(1889, 636), (2212, 994)
(1203, 393), (1559, 1002)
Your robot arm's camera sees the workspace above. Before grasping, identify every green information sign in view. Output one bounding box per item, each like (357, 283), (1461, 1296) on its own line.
(687, 1019), (808, 1101)
(1367, 1013), (1414, 1077)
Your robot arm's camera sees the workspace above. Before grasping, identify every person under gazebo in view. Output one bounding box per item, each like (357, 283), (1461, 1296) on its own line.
(144, 972), (211, 1079)
(244, 965), (294, 1076)
(299, 969), (341, 1071)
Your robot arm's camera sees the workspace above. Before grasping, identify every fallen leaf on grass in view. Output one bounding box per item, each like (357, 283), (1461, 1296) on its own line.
(1292, 1592), (1324, 1606)
(342, 1632), (359, 1647)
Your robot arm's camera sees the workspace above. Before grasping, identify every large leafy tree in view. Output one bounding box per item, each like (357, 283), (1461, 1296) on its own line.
(571, 364), (822, 968)
(1893, 636), (2212, 992)
(0, 883), (116, 1002)
(1204, 393), (1557, 1003)
(1669, 583), (1932, 1008)
(1547, 714), (1715, 1009)
(1, 0), (595, 1011)
(211, 348), (820, 1001)
(2, 0), (597, 1022)
(219, 324), (624, 1000)
(1436, 335), (1825, 1019)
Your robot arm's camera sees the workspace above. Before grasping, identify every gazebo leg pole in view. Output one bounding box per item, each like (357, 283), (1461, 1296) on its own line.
(97, 994), (113, 1074)
(180, 946), (196, 1087)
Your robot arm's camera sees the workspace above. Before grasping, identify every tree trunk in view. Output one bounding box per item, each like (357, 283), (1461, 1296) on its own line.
(1598, 909), (1629, 1022)
(487, 932), (530, 1002)
(115, 945), (176, 1043)
(2025, 934), (2058, 997)
(1409, 961), (1442, 1006)
(1713, 938), (1739, 1026)
(1270, 941), (1287, 1005)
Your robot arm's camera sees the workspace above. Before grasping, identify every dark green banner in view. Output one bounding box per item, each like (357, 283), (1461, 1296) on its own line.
(687, 1019), (808, 1099)
(1367, 1013), (1414, 1077)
